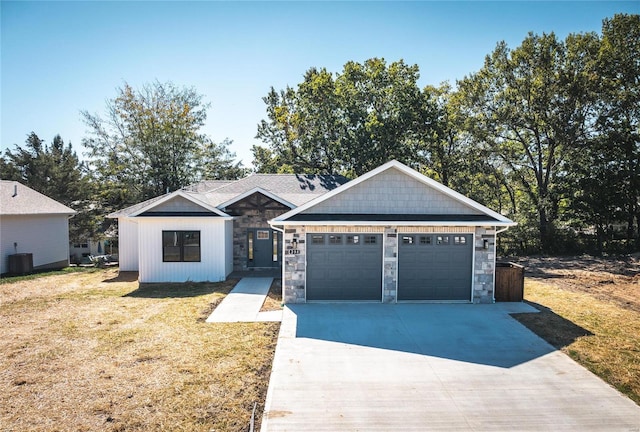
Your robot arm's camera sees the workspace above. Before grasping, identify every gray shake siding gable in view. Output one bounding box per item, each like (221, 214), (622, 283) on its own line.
(309, 169), (484, 215)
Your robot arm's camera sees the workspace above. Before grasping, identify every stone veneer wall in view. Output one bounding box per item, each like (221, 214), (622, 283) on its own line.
(472, 226), (496, 304)
(283, 226), (306, 303)
(282, 225), (497, 304)
(232, 209), (283, 271)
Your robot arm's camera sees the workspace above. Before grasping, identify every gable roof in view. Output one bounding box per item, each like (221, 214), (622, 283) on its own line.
(128, 191), (231, 218)
(108, 174), (349, 218)
(271, 160), (516, 226)
(0, 181), (76, 216)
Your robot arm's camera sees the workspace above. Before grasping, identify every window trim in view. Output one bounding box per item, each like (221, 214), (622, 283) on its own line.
(162, 230), (201, 263)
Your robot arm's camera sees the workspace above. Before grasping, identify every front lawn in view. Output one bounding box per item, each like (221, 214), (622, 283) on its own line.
(513, 279), (640, 406)
(0, 269), (279, 431)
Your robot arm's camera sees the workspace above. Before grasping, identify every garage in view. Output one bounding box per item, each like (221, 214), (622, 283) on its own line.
(306, 233), (383, 301)
(397, 233), (473, 301)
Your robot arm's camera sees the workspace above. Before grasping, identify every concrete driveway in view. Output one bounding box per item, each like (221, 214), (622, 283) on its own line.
(262, 303), (640, 431)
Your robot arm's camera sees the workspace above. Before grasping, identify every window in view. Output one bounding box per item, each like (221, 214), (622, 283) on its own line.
(346, 235), (360, 245)
(454, 236), (467, 245)
(436, 235), (449, 245)
(257, 230), (270, 240)
(272, 232), (278, 262)
(419, 236), (432, 245)
(311, 235), (325, 244)
(248, 231), (254, 261)
(364, 235), (377, 244)
(329, 235), (342, 244)
(402, 235), (414, 245)
(163, 231), (201, 262)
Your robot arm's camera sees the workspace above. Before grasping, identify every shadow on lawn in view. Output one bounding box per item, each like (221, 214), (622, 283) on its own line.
(124, 279), (238, 299)
(103, 271), (139, 283)
(511, 301), (594, 349)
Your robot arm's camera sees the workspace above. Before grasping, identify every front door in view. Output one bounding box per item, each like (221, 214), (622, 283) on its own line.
(247, 228), (280, 268)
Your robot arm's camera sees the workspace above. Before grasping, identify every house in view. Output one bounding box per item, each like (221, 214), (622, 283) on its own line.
(0, 181), (76, 274)
(108, 174), (348, 283)
(110, 161), (515, 303)
(70, 237), (117, 264)
(270, 161), (515, 304)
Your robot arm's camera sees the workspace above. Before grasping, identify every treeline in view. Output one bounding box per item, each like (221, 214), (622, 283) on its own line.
(1, 14), (638, 255)
(253, 14), (640, 255)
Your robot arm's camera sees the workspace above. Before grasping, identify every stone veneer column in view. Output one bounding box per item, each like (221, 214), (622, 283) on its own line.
(383, 227), (398, 303)
(283, 226), (306, 303)
(473, 227), (496, 303)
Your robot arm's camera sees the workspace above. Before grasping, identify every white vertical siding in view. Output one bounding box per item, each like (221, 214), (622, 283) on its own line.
(0, 214), (70, 273)
(137, 217), (228, 283)
(118, 218), (139, 271)
(224, 219), (234, 276)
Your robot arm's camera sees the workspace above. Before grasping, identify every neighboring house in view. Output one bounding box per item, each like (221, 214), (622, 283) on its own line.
(70, 237), (117, 263)
(108, 175), (348, 283)
(0, 181), (76, 274)
(110, 161), (515, 303)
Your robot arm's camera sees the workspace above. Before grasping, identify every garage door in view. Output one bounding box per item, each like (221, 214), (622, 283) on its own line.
(306, 233), (383, 301)
(398, 233), (473, 301)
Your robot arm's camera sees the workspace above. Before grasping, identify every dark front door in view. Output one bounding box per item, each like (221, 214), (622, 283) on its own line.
(248, 228), (280, 268)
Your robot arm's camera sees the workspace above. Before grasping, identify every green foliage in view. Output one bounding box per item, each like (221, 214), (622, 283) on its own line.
(1, 133), (97, 243)
(456, 30), (601, 252)
(82, 81), (244, 212)
(255, 59), (431, 177)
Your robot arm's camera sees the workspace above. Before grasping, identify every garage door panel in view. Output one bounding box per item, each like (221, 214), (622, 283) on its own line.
(398, 233), (472, 301)
(306, 234), (382, 301)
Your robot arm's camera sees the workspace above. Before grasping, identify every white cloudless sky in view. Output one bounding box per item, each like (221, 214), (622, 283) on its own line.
(2, 1), (638, 168)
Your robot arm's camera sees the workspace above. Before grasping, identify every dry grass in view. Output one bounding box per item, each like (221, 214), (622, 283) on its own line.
(260, 279), (282, 312)
(513, 279), (640, 405)
(0, 269), (280, 431)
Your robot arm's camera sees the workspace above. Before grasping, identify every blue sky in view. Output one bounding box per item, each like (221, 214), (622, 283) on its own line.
(2, 1), (638, 168)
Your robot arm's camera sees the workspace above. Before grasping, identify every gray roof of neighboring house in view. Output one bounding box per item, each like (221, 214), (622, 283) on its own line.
(108, 174), (350, 218)
(0, 180), (76, 216)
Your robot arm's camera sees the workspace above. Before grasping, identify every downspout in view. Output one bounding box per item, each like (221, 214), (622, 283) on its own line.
(270, 224), (285, 304)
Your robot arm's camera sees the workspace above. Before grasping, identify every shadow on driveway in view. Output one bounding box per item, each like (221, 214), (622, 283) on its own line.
(289, 302), (583, 368)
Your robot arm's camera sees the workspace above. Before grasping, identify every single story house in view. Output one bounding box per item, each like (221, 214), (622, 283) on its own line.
(110, 161), (515, 303)
(0, 181), (76, 274)
(108, 174), (348, 283)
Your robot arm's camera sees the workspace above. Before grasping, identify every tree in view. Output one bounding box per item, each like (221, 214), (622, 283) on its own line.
(199, 139), (249, 180)
(596, 14), (640, 250)
(1, 133), (97, 243)
(456, 31), (600, 252)
(254, 58), (433, 176)
(82, 81), (242, 207)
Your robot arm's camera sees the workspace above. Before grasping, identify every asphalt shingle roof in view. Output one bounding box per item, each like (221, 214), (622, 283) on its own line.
(108, 174), (349, 217)
(0, 181), (76, 215)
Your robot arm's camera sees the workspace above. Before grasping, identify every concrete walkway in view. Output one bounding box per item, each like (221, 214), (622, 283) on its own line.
(205, 277), (281, 323)
(262, 303), (640, 431)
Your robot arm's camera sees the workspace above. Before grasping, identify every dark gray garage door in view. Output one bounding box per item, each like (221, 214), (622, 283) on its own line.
(306, 233), (383, 301)
(398, 233), (473, 301)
